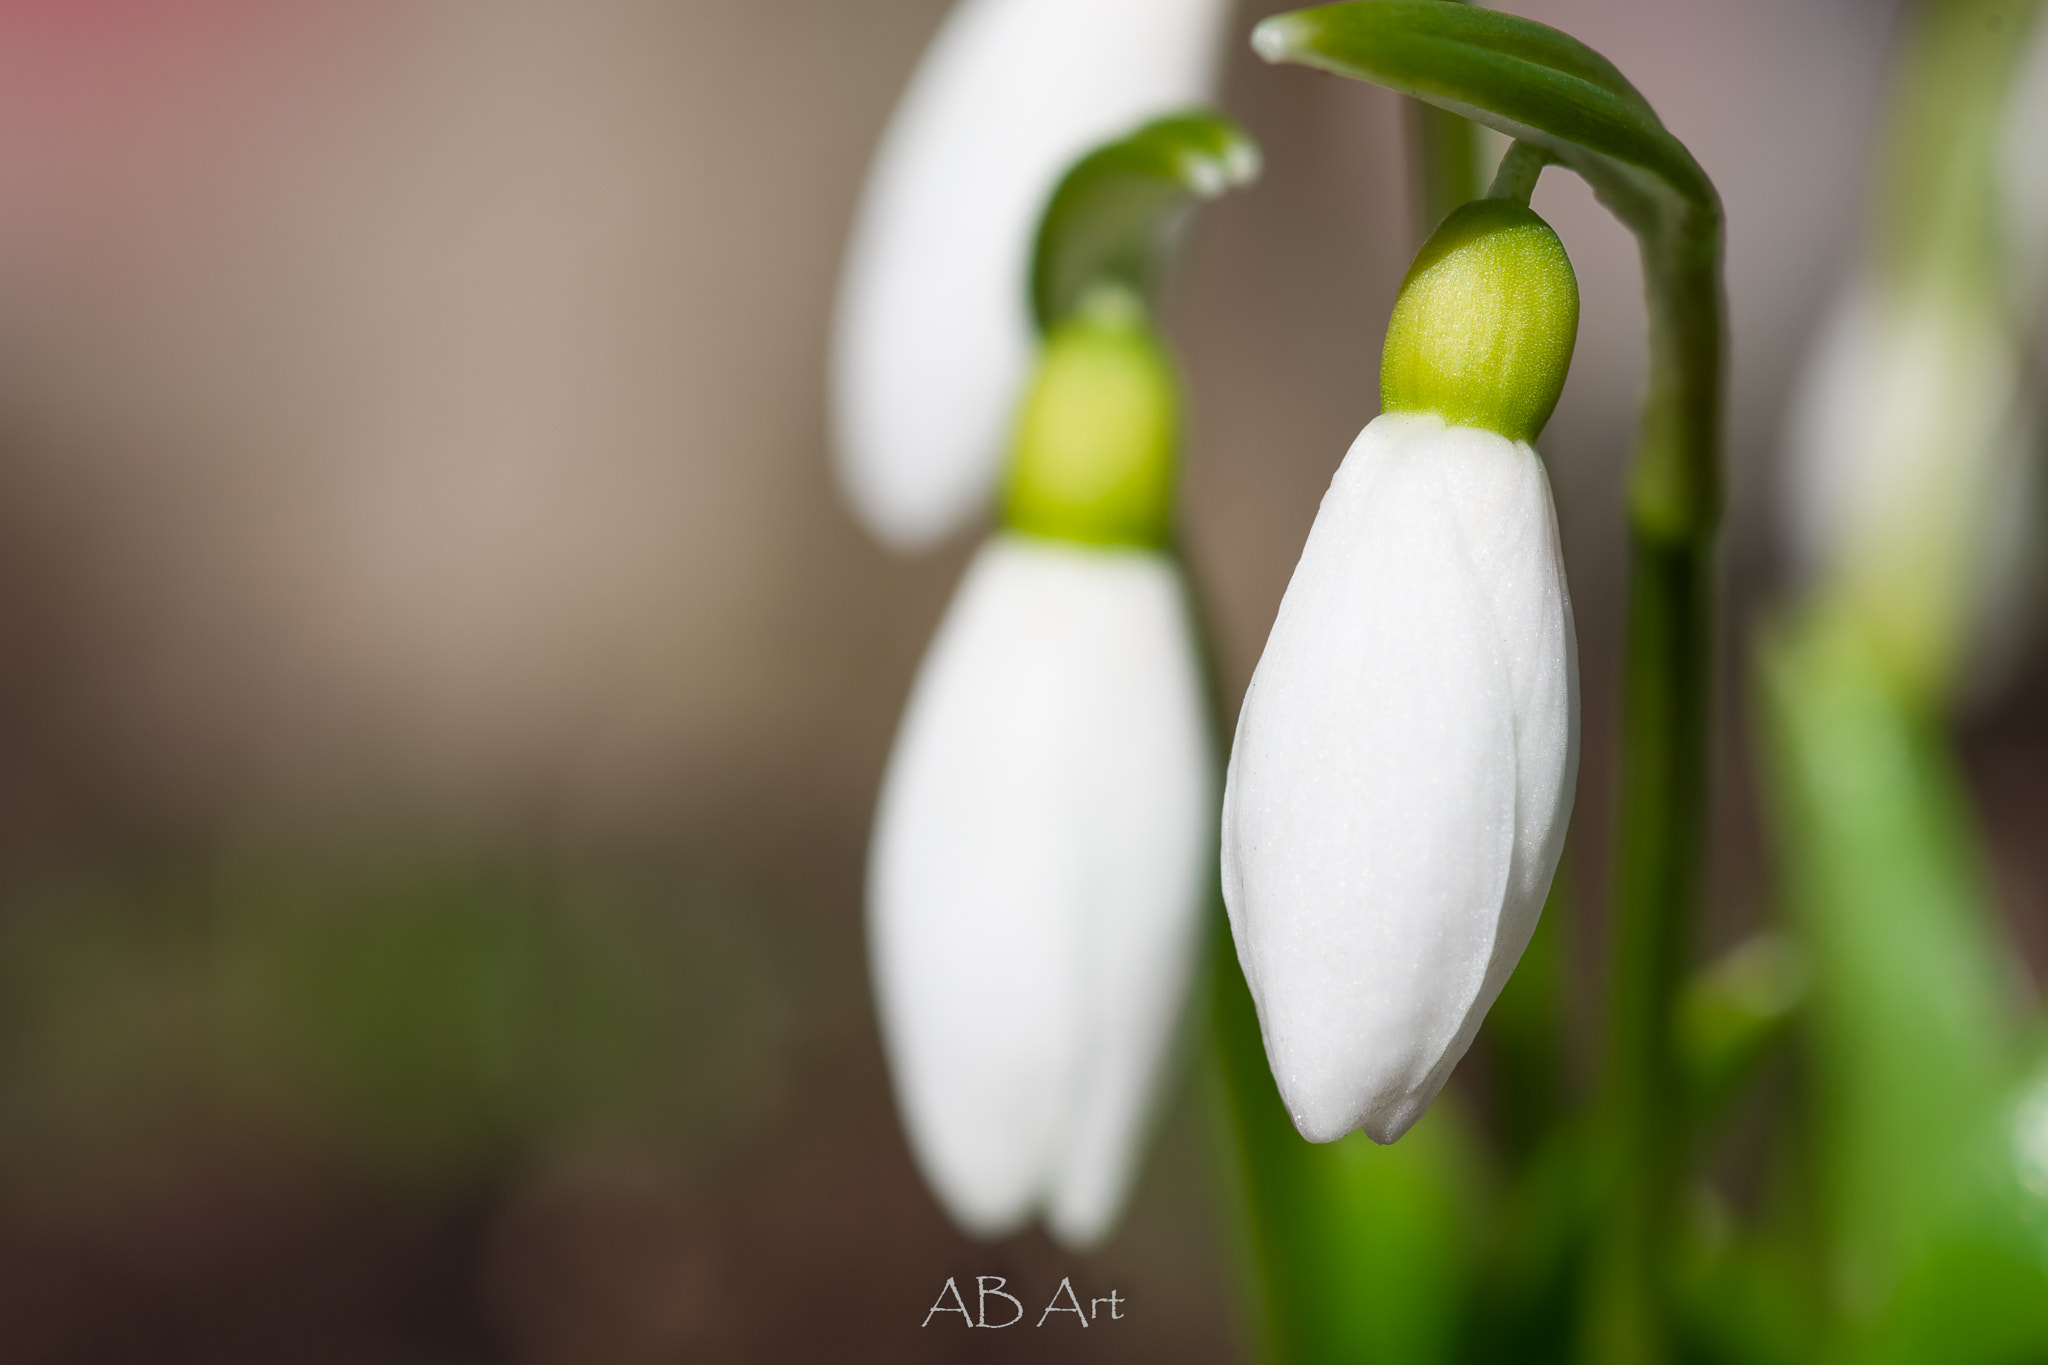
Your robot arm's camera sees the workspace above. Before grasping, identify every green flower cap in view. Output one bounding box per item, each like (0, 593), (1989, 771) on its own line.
(1381, 198), (1579, 444)
(1001, 288), (1180, 549)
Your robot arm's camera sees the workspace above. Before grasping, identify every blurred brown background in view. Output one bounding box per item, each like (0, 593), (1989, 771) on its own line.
(0, 0), (2040, 1360)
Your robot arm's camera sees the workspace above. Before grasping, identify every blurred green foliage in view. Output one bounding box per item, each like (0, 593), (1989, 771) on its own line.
(0, 849), (786, 1197)
(1759, 614), (2048, 1365)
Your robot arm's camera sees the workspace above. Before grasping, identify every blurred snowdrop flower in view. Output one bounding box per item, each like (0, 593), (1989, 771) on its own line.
(865, 113), (1254, 1246)
(1221, 198), (1581, 1144)
(1780, 5), (2048, 702)
(869, 294), (1213, 1246)
(831, 0), (1233, 551)
(1780, 286), (2029, 700)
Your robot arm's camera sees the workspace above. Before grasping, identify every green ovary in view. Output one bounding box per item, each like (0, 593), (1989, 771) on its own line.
(1001, 293), (1181, 549)
(1381, 198), (1580, 444)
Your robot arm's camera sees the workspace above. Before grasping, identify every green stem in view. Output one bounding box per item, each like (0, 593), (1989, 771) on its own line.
(1628, 209), (1723, 544)
(1589, 198), (1724, 1364)
(1487, 141), (1554, 207)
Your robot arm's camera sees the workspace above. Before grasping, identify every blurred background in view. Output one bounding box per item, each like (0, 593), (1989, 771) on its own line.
(0, 0), (2039, 1359)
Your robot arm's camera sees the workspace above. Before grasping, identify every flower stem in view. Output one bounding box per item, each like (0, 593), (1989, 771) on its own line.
(1588, 197), (1723, 1364)
(1487, 141), (1553, 206)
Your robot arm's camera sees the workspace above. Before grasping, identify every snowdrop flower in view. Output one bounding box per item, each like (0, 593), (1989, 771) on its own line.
(1221, 198), (1581, 1145)
(1779, 284), (2029, 700)
(1781, 6), (2048, 702)
(831, 0), (1233, 551)
(868, 292), (1214, 1246)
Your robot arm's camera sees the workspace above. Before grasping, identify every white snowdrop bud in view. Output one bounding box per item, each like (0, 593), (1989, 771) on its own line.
(831, 0), (1233, 551)
(868, 535), (1214, 1245)
(1220, 199), (1581, 1144)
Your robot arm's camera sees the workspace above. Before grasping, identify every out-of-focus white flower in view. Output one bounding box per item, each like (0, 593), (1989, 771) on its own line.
(1220, 198), (1580, 1145)
(831, 0), (1233, 551)
(868, 533), (1212, 1245)
(1780, 6), (2048, 702)
(867, 281), (1219, 1245)
(1779, 284), (2027, 699)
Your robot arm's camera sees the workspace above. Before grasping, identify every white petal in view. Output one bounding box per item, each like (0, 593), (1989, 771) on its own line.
(831, 0), (1233, 551)
(869, 535), (1214, 1246)
(1221, 413), (1577, 1145)
(1782, 289), (2010, 587)
(1430, 419), (1578, 1104)
(1779, 283), (2026, 692)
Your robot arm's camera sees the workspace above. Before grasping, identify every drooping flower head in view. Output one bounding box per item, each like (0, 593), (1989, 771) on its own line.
(1222, 195), (1580, 1144)
(867, 115), (1256, 1246)
(831, 0), (1234, 551)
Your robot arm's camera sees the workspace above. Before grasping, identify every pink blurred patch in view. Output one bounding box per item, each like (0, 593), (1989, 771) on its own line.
(0, 0), (389, 289)
(0, 0), (291, 114)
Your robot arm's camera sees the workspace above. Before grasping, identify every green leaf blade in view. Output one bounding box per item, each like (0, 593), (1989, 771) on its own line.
(1258, 2), (1653, 111)
(1252, 3), (1713, 215)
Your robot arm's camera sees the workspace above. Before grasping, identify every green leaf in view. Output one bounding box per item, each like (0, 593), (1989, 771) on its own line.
(1756, 609), (2029, 1331)
(1251, 3), (1714, 229)
(1029, 111), (1259, 331)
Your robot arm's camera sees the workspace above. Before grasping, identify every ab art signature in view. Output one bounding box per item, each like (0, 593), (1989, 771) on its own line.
(922, 1275), (1125, 1328)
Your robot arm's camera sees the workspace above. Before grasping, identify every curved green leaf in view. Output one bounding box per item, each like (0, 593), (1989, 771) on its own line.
(1252, 3), (1714, 229)
(1030, 111), (1260, 331)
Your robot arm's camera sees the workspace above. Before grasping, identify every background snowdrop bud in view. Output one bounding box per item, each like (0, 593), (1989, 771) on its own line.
(1222, 198), (1580, 1145)
(831, 0), (1233, 551)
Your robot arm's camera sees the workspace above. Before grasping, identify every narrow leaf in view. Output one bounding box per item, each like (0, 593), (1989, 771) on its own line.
(1252, 3), (1713, 218)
